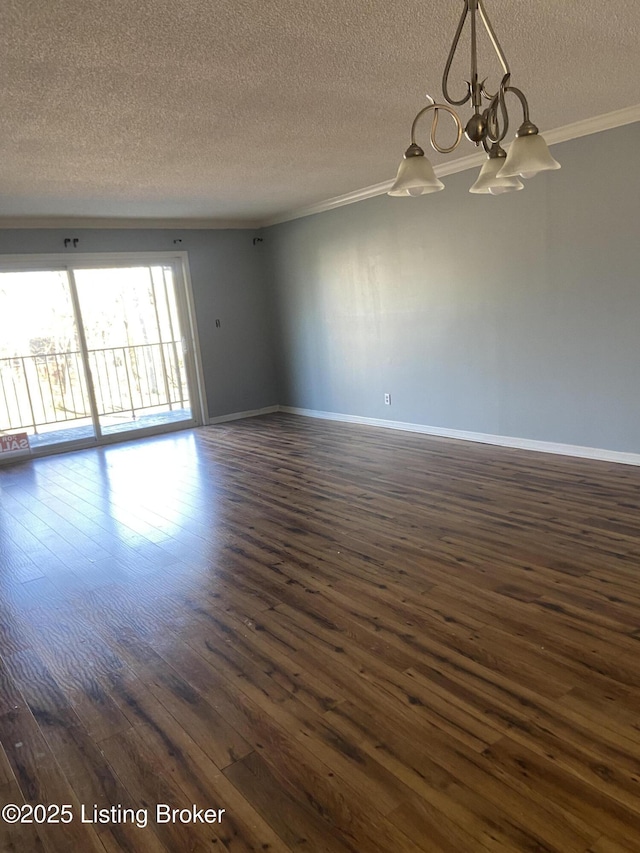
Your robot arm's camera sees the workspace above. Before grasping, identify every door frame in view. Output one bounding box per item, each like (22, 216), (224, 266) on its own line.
(0, 251), (208, 458)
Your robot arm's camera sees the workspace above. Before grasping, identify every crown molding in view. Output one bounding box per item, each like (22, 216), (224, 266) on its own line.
(263, 103), (640, 227)
(542, 103), (640, 146)
(263, 180), (397, 227)
(0, 106), (637, 233)
(0, 216), (262, 230)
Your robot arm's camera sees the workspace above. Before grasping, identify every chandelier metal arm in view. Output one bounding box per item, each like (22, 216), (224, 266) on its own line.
(476, 0), (510, 78)
(484, 79), (534, 141)
(503, 85), (531, 126)
(442, 2), (472, 106)
(442, 0), (511, 109)
(484, 73), (511, 143)
(410, 103), (463, 155)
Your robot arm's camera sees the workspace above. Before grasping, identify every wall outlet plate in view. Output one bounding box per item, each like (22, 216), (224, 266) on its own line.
(384, 393), (391, 405)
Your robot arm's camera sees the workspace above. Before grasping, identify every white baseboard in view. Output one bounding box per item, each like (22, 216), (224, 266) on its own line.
(208, 405), (279, 425)
(279, 406), (640, 467)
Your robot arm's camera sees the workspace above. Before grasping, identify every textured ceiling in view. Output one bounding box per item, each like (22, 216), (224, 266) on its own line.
(0, 0), (638, 223)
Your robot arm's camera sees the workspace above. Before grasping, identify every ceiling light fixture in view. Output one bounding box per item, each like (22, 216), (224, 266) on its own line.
(389, 0), (560, 197)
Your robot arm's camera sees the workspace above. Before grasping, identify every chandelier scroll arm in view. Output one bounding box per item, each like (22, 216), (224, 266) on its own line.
(410, 103), (464, 155)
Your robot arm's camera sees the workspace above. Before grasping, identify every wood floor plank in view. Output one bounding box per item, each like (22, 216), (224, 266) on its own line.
(0, 778), (47, 853)
(0, 708), (107, 853)
(325, 699), (600, 853)
(588, 837), (639, 853)
(0, 648), (168, 852)
(98, 727), (230, 853)
(103, 692), (298, 852)
(482, 735), (640, 848)
(258, 603), (503, 752)
(224, 750), (355, 853)
(2, 413), (640, 852)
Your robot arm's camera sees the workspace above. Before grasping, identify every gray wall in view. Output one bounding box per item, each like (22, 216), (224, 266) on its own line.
(267, 122), (640, 454)
(0, 228), (278, 420)
(3, 124), (639, 452)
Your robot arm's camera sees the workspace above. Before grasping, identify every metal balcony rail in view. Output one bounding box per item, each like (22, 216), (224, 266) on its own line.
(0, 343), (189, 434)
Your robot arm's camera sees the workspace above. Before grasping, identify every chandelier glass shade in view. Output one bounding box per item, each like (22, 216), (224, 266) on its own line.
(389, 0), (560, 198)
(498, 127), (561, 179)
(388, 143), (445, 196)
(469, 145), (523, 194)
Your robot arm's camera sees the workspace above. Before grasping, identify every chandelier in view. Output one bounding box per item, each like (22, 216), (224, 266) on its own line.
(389, 0), (560, 197)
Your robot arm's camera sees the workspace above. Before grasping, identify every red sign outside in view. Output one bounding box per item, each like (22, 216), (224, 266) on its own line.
(0, 432), (31, 454)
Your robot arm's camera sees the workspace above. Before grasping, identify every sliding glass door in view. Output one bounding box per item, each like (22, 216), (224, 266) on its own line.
(0, 269), (96, 449)
(73, 264), (193, 439)
(0, 256), (200, 456)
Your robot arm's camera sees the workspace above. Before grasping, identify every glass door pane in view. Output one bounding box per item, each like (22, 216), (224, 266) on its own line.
(0, 270), (96, 450)
(73, 265), (194, 438)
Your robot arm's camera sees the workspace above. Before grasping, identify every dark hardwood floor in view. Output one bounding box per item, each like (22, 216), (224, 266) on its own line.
(1, 412), (640, 852)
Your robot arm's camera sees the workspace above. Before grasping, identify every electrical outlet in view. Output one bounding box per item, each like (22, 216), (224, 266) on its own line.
(384, 393), (391, 405)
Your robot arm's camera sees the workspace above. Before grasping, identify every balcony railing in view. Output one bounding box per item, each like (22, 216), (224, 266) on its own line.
(0, 343), (190, 435)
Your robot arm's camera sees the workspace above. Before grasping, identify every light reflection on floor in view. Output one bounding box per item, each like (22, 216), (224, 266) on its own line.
(102, 431), (205, 540)
(1, 429), (225, 603)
